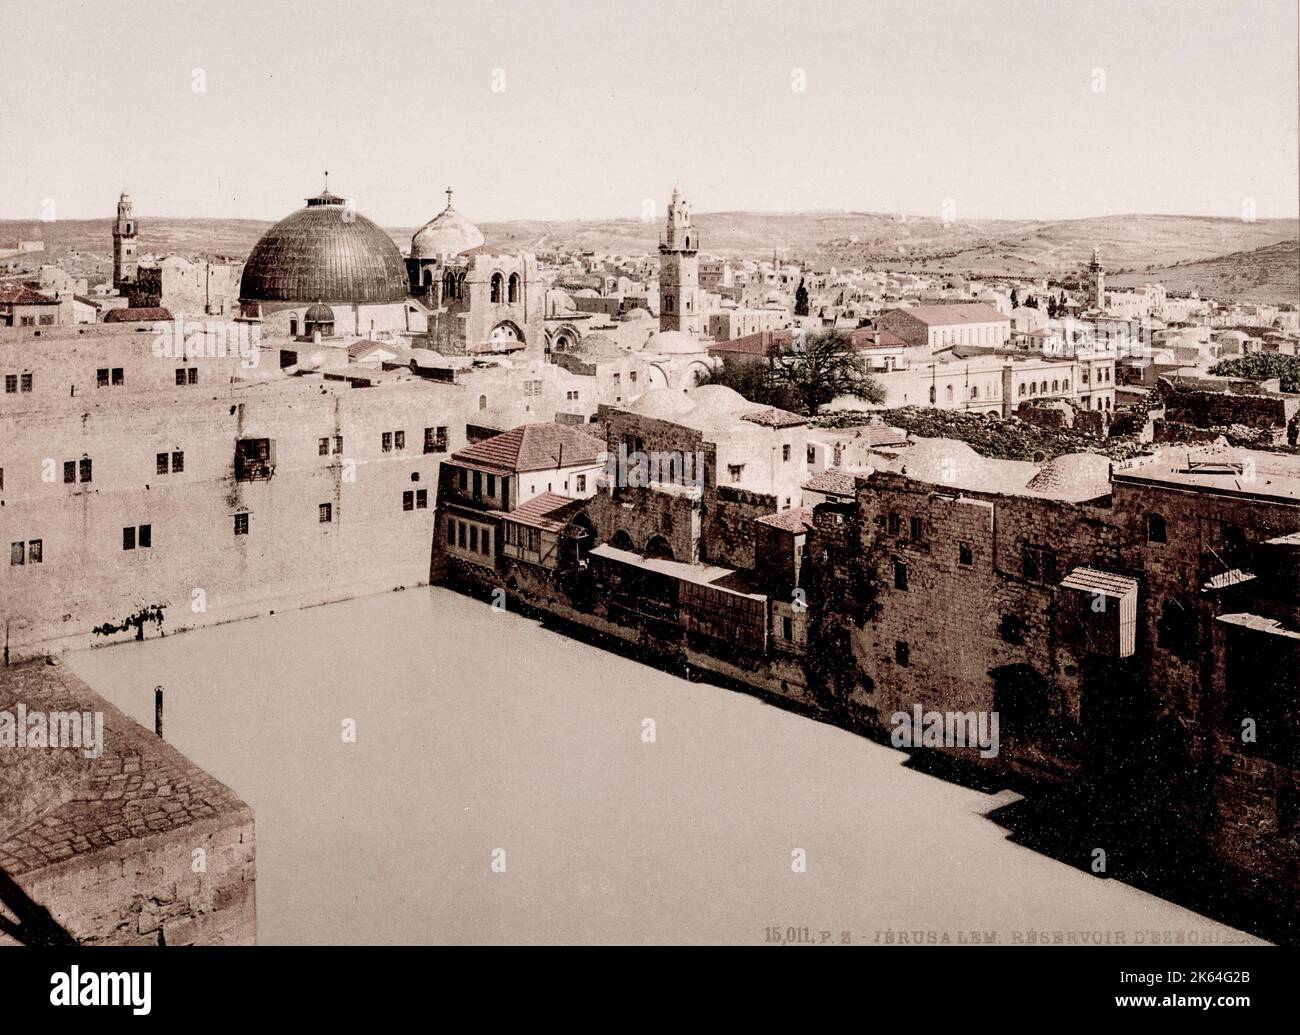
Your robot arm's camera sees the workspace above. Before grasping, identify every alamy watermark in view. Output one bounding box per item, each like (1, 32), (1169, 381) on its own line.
(151, 316), (261, 369)
(0, 703), (106, 758)
(891, 705), (999, 758)
(596, 446), (707, 491)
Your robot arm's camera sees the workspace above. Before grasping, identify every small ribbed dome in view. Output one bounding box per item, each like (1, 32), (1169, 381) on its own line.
(687, 384), (749, 416)
(240, 191), (408, 305)
(1026, 452), (1112, 498)
(304, 302), (335, 323)
(643, 329), (704, 355)
(895, 438), (988, 486)
(410, 204), (485, 260)
(629, 387), (697, 419)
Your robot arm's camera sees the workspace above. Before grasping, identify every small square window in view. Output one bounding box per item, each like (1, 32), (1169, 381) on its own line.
(333, 436), (343, 454)
(171, 451), (184, 473)
(63, 460), (76, 484)
(79, 458), (92, 483)
(319, 437), (330, 456)
(895, 641), (910, 666)
(382, 432), (393, 453)
(4, 374), (16, 393)
(575, 474), (586, 492)
(19, 373), (32, 392)
(416, 489), (428, 509)
(782, 444), (791, 462)
(138, 524), (151, 549)
(187, 368), (198, 385)
(97, 368), (109, 388)
(394, 430), (405, 451)
(403, 490), (414, 511)
(123, 526), (136, 551)
(909, 516), (922, 541)
(888, 512), (901, 536)
(959, 542), (973, 566)
(319, 503), (332, 523)
(111, 368), (124, 386)
(234, 512), (249, 536)
(27, 539), (41, 564)
(156, 452), (169, 475)
(894, 559), (908, 591)
(176, 369), (186, 386)
(10, 541), (24, 566)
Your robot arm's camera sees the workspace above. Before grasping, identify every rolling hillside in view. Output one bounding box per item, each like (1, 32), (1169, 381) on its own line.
(2, 211), (1295, 301)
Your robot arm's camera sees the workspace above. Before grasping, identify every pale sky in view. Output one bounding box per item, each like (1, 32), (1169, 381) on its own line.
(1, 0), (1296, 224)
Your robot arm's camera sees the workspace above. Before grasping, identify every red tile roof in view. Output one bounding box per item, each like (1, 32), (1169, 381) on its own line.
(0, 286), (59, 305)
(708, 327), (907, 356)
(451, 422), (604, 474)
(802, 469), (860, 497)
(739, 407), (807, 428)
(755, 506), (815, 533)
(499, 491), (583, 532)
(103, 307), (171, 322)
(881, 302), (1006, 326)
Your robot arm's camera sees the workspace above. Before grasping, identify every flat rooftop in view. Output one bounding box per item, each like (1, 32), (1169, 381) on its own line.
(1114, 446), (1300, 503)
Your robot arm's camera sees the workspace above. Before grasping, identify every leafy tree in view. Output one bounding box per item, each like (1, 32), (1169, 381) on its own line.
(697, 329), (885, 416)
(794, 277), (810, 317)
(773, 328), (886, 415)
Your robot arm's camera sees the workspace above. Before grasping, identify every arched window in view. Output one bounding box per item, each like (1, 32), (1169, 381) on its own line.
(490, 273), (504, 303)
(1051, 380), (1059, 393)
(1019, 383), (1026, 397)
(456, 272), (466, 300)
(1040, 381), (1048, 394)
(1029, 382), (1037, 396)
(971, 385), (979, 400)
(929, 385), (936, 404)
(443, 271), (455, 298)
(507, 273), (520, 304)
(945, 384), (954, 401)
(1147, 513), (1167, 543)
(478, 394), (488, 411)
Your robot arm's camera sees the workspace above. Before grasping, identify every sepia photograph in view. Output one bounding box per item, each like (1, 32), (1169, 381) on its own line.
(1, 0), (1297, 1017)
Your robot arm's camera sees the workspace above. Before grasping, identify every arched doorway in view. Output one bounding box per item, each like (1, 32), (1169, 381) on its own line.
(610, 530), (634, 551)
(645, 535), (674, 561)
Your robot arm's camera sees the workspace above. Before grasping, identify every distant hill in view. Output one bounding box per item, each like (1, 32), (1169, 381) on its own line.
(1107, 239), (1299, 305)
(2, 211), (1295, 301)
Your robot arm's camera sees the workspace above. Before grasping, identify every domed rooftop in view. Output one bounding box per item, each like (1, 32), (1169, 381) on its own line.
(643, 329), (705, 355)
(629, 388), (697, 420)
(304, 302), (335, 323)
(410, 193), (485, 261)
(1026, 452), (1112, 498)
(893, 438), (989, 486)
(240, 190), (408, 305)
(686, 384), (749, 416)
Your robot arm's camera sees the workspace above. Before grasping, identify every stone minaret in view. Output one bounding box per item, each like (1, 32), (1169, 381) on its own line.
(112, 192), (138, 290)
(1088, 246), (1105, 310)
(658, 186), (700, 335)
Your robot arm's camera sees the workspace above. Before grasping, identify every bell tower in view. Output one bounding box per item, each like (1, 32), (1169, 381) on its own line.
(658, 186), (700, 335)
(112, 191), (138, 290)
(1088, 246), (1105, 310)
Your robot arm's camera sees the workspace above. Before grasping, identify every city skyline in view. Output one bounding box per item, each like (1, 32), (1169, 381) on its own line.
(2, 0), (1297, 224)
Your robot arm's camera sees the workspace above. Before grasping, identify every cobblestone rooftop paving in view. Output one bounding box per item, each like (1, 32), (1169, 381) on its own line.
(0, 659), (249, 878)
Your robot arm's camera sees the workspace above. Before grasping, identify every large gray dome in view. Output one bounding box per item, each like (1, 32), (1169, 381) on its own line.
(240, 191), (408, 305)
